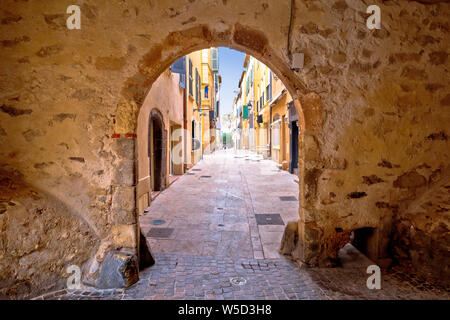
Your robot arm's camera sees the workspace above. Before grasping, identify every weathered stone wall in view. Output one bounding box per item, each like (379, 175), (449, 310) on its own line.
(0, 167), (99, 298)
(291, 1), (449, 277)
(0, 0), (448, 297)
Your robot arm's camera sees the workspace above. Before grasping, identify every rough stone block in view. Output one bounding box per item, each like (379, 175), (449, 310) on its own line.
(111, 186), (136, 224)
(111, 224), (138, 248)
(111, 186), (135, 211)
(112, 160), (135, 186)
(112, 138), (135, 160)
(301, 92), (324, 134)
(97, 251), (139, 289)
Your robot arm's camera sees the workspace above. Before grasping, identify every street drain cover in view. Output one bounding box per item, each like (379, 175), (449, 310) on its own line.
(255, 214), (284, 226)
(200, 175), (211, 178)
(192, 169), (202, 171)
(217, 208), (223, 210)
(152, 219), (165, 225)
(279, 196), (297, 201)
(186, 173), (195, 175)
(218, 224), (224, 227)
(230, 277), (247, 286)
(147, 227), (174, 238)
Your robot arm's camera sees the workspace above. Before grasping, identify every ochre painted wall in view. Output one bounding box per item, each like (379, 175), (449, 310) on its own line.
(136, 69), (184, 215)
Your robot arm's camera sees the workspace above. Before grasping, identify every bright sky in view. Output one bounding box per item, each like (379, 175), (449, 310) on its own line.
(218, 47), (245, 117)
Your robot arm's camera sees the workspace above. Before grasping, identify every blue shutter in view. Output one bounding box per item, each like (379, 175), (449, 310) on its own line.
(179, 74), (186, 89)
(190, 59), (194, 96)
(269, 71), (272, 100)
(171, 57), (186, 88)
(171, 57), (185, 74)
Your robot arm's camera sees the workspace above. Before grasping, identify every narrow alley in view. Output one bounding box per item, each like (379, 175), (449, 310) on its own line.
(34, 150), (449, 300)
(1, 1), (449, 304)
(141, 149), (298, 261)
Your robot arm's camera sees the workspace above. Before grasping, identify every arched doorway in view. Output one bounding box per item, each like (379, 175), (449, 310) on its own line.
(148, 109), (166, 192)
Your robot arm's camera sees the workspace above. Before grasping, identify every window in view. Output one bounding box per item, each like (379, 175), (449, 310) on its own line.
(197, 71), (201, 105)
(211, 48), (218, 71)
(191, 120), (196, 150)
(179, 73), (186, 89)
(195, 68), (199, 105)
(267, 71), (272, 101)
(272, 121), (281, 148)
(188, 59), (193, 96)
(201, 49), (209, 63)
(202, 65), (209, 84)
(204, 85), (208, 98)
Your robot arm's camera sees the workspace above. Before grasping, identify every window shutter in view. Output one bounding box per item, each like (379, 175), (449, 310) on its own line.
(269, 71), (272, 100)
(211, 48), (218, 71)
(188, 59), (193, 96)
(197, 72), (201, 105)
(243, 105), (248, 119)
(195, 69), (198, 104)
(171, 57), (186, 89)
(171, 57), (185, 74)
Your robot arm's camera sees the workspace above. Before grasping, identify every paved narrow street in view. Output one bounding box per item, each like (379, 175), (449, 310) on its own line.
(35, 150), (449, 300)
(141, 149), (299, 260)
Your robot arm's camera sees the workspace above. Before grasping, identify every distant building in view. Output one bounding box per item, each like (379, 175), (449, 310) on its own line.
(232, 54), (295, 172)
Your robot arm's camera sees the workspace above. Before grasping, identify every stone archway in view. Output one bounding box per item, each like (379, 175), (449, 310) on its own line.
(110, 36), (313, 285)
(1, 1), (448, 296)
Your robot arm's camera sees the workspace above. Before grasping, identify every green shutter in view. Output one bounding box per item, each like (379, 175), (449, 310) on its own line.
(243, 105), (248, 119)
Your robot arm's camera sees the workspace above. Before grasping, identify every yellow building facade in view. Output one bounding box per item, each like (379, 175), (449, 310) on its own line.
(184, 50), (203, 168)
(269, 73), (292, 169)
(183, 48), (218, 165)
(236, 55), (293, 168)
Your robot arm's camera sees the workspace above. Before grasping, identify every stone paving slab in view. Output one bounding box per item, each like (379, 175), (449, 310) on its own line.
(34, 150), (450, 300)
(35, 253), (449, 300)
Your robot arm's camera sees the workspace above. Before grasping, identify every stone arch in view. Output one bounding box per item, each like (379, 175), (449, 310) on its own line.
(3, 0), (447, 295)
(108, 26), (322, 275)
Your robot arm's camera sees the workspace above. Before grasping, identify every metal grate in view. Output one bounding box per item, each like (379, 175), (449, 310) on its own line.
(255, 214), (284, 226)
(230, 277), (247, 286)
(192, 169), (202, 171)
(186, 172), (195, 175)
(200, 175), (211, 178)
(279, 196), (297, 201)
(146, 228), (174, 238)
(151, 220), (166, 225)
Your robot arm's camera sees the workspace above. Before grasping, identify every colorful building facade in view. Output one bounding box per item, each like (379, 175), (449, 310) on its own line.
(233, 54), (295, 171)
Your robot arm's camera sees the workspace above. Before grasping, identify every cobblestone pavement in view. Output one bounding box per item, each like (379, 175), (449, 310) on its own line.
(140, 149), (299, 260)
(35, 252), (448, 300)
(34, 150), (449, 300)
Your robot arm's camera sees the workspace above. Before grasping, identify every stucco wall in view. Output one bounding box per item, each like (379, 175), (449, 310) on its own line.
(0, 0), (449, 297)
(136, 69), (184, 214)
